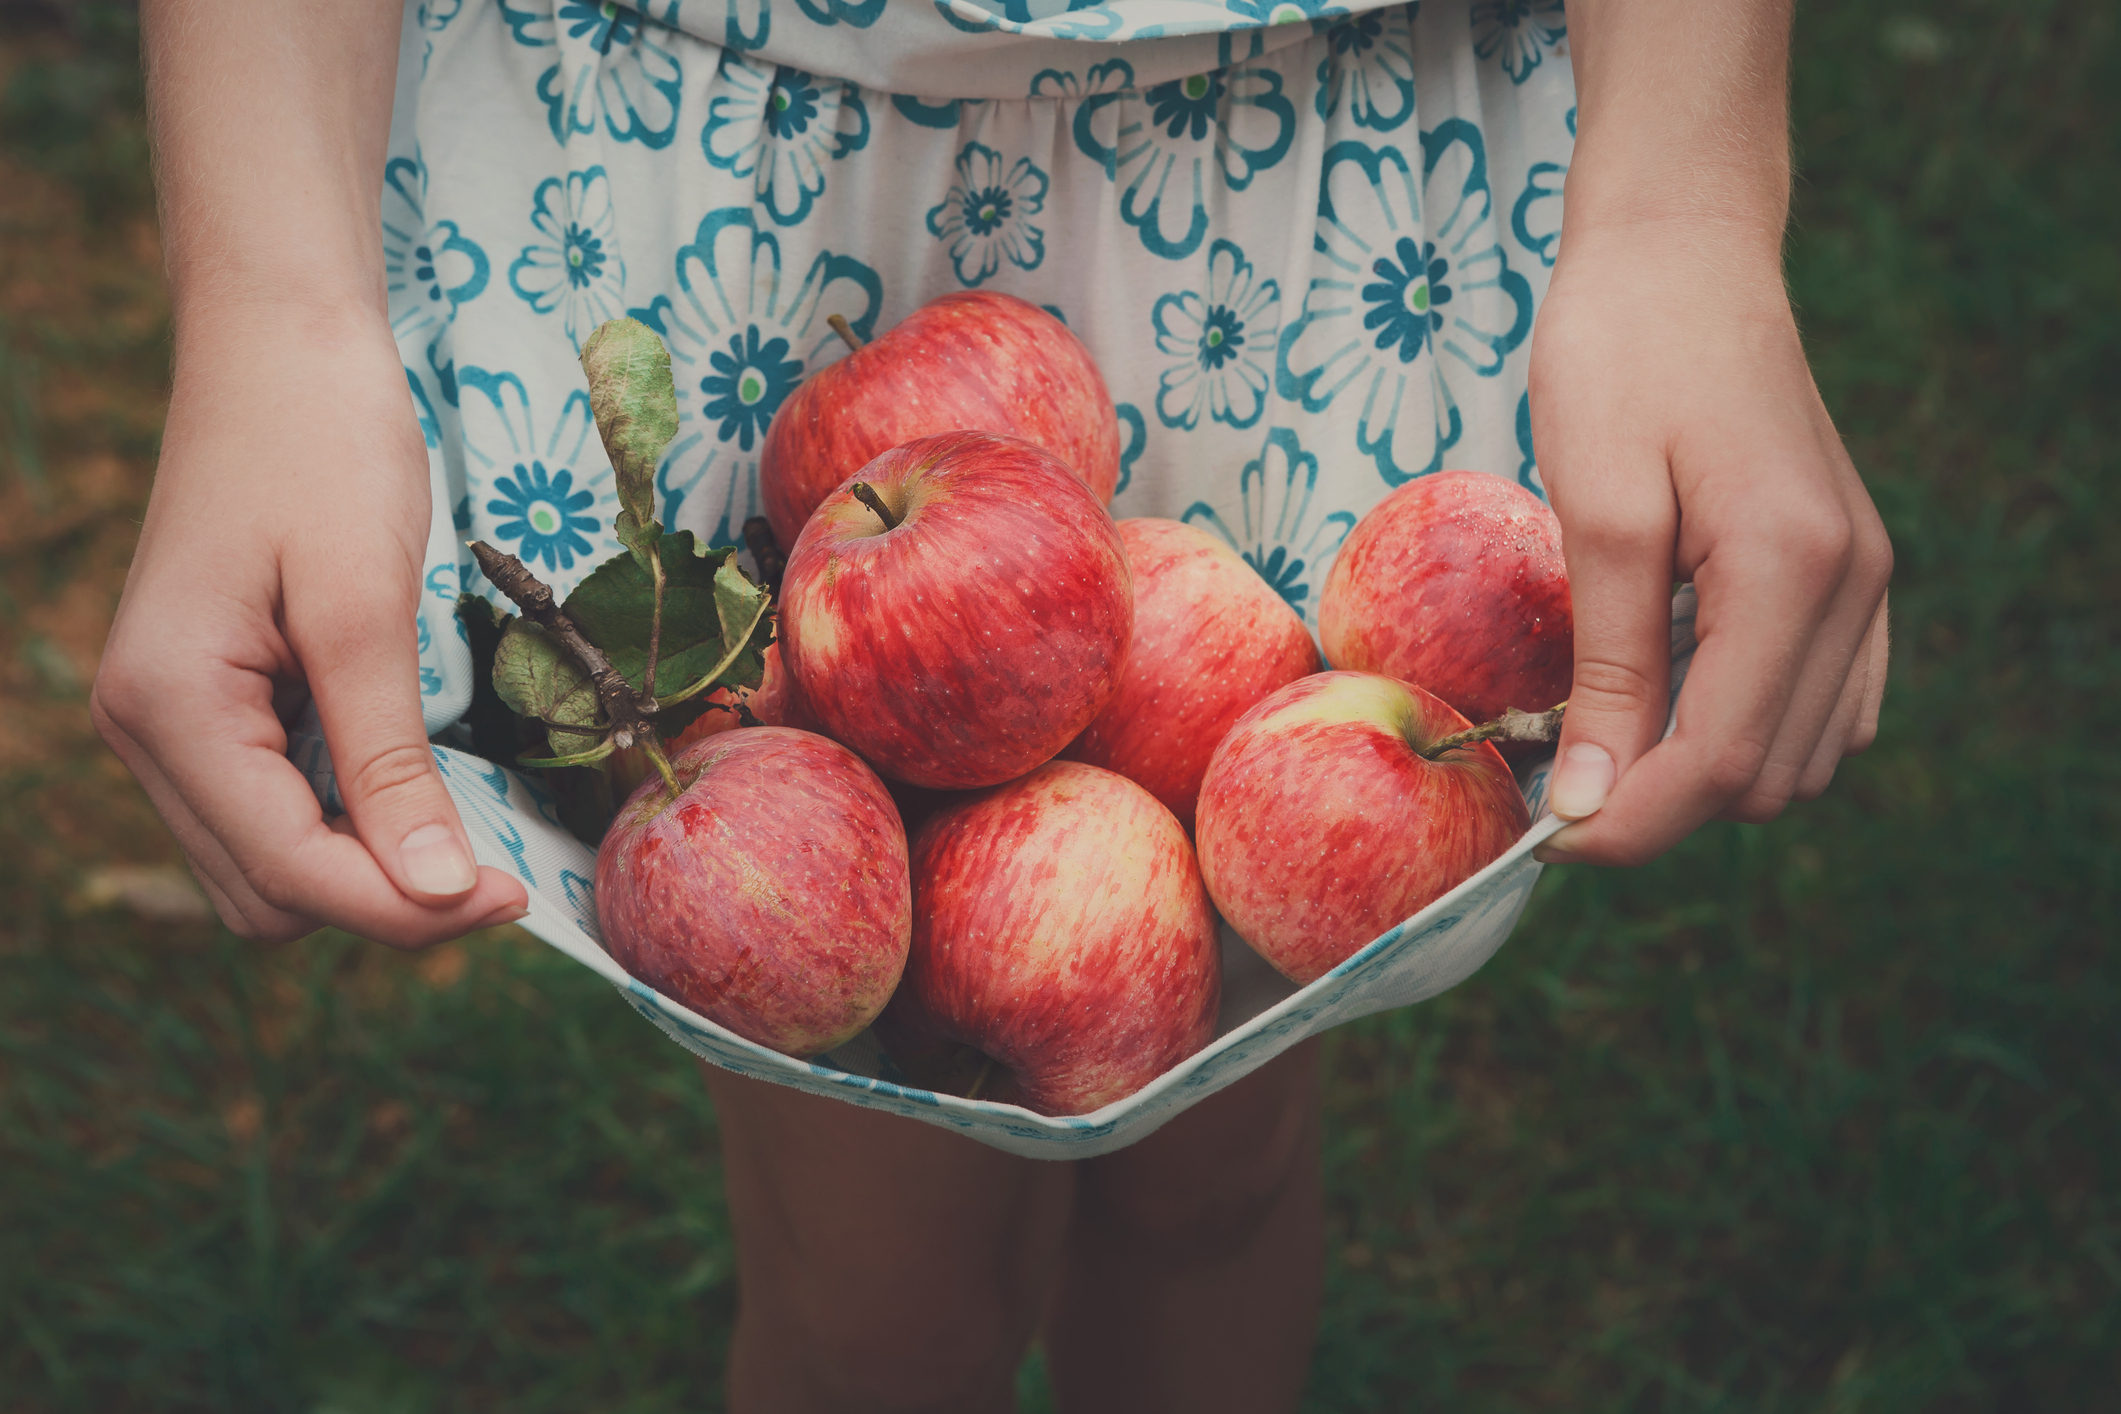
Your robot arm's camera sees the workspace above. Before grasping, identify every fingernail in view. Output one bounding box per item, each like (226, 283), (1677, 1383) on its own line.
(400, 824), (477, 896)
(1549, 744), (1616, 820)
(479, 902), (530, 928)
(1532, 842), (1582, 865)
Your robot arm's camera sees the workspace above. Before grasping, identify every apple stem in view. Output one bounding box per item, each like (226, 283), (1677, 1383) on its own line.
(1422, 701), (1570, 760)
(641, 735), (682, 799)
(964, 1056), (997, 1103)
(848, 480), (901, 532)
(826, 313), (864, 353)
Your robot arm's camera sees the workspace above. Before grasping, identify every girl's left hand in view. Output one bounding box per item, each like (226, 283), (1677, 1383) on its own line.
(1528, 225), (1893, 867)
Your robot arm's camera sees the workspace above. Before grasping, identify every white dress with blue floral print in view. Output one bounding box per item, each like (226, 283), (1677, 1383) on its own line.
(395, 0), (1576, 732)
(364, 0), (1589, 1153)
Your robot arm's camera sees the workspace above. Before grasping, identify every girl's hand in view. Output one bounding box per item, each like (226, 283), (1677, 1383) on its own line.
(1531, 0), (1893, 866)
(92, 308), (528, 944)
(98, 1), (524, 945)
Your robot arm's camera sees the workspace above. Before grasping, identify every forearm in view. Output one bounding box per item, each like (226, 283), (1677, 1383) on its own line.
(144, 0), (403, 326)
(1562, 0), (1793, 260)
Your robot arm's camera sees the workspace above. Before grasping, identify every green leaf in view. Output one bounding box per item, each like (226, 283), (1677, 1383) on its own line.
(492, 618), (602, 758)
(715, 554), (771, 658)
(580, 318), (678, 569)
(564, 533), (723, 675)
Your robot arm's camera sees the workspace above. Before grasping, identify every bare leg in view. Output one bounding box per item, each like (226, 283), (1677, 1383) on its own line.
(1043, 1039), (1325, 1414)
(702, 1063), (1077, 1414)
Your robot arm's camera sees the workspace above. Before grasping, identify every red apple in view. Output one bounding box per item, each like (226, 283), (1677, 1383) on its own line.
(778, 430), (1133, 790)
(596, 727), (911, 1058)
(1318, 470), (1573, 730)
(665, 641), (820, 752)
(875, 761), (1221, 1116)
(1195, 671), (1530, 986)
(1063, 517), (1320, 830)
(758, 291), (1121, 545)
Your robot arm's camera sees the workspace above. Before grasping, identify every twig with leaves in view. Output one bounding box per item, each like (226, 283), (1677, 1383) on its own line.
(456, 317), (777, 820)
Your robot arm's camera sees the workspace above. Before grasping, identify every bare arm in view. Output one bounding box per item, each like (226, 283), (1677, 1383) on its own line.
(1531, 0), (1893, 865)
(93, 0), (527, 943)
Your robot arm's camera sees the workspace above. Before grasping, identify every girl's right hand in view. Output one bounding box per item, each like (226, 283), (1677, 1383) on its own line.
(92, 305), (527, 946)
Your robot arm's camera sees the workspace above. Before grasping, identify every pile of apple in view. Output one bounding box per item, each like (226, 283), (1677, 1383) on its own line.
(594, 292), (1573, 1116)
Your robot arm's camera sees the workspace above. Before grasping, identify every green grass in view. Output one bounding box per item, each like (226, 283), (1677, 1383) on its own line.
(2, 2), (2116, 1409)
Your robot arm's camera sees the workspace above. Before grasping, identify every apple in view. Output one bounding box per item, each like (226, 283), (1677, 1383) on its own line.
(1318, 470), (1573, 731)
(596, 727), (911, 1058)
(1194, 671), (1530, 986)
(778, 430), (1134, 790)
(758, 291), (1121, 545)
(874, 761), (1221, 1116)
(1062, 517), (1320, 830)
(664, 641), (821, 754)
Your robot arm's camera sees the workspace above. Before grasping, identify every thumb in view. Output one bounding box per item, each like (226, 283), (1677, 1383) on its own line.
(1544, 460), (1679, 829)
(294, 582), (484, 905)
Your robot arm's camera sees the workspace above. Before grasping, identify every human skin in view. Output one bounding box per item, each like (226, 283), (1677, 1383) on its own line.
(1531, 0), (1894, 865)
(90, 0), (525, 945)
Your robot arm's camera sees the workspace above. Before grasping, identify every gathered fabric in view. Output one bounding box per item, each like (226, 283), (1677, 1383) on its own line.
(390, 0), (1575, 734)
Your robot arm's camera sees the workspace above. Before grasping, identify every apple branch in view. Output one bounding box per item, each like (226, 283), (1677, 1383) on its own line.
(826, 313), (864, 352)
(1422, 701), (1569, 760)
(849, 481), (901, 532)
(469, 540), (671, 786)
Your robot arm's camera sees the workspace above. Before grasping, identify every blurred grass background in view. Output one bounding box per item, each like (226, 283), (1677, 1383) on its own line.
(0, 1), (2113, 1409)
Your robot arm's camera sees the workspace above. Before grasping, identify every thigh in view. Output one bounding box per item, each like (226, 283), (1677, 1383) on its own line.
(1074, 1037), (1322, 1257)
(701, 1062), (1076, 1412)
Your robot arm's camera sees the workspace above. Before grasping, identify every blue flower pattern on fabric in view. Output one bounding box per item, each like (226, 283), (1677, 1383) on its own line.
(634, 209), (882, 545)
(1181, 427), (1355, 621)
(560, 0), (636, 50)
(1153, 238), (1280, 430)
(1223, 0), (1348, 26)
(927, 142), (1049, 287)
(1362, 236), (1452, 360)
(501, 0), (686, 147)
(1074, 62), (1296, 259)
(1511, 106), (1572, 268)
(509, 167), (627, 349)
(1147, 71), (1225, 141)
(701, 324), (804, 450)
(704, 58), (872, 226)
(1316, 8), (1416, 130)
(1471, 0), (1567, 84)
(1276, 125), (1534, 484)
(1027, 57), (1135, 100)
(456, 368), (612, 597)
(382, 152), (489, 405)
(488, 459), (600, 572)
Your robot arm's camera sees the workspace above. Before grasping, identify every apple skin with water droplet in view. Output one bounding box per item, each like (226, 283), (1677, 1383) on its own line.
(778, 430), (1133, 791)
(1062, 517), (1321, 831)
(1318, 471), (1573, 739)
(757, 291), (1121, 546)
(596, 727), (911, 1059)
(1195, 671), (1530, 986)
(874, 761), (1221, 1117)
